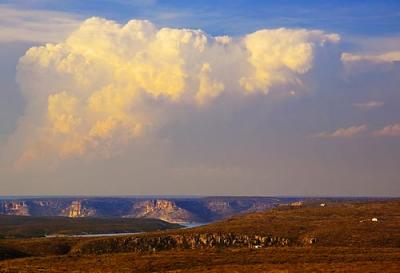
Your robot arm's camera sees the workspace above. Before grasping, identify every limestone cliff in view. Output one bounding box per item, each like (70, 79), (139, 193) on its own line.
(0, 197), (300, 222)
(62, 201), (96, 218)
(0, 201), (30, 216)
(125, 200), (199, 223)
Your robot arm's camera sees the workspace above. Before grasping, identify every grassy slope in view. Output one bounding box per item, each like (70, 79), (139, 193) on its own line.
(186, 200), (400, 247)
(1, 248), (400, 273)
(0, 215), (181, 238)
(0, 200), (399, 272)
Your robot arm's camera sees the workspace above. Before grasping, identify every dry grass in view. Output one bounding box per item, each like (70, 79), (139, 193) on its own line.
(1, 247), (399, 273)
(0, 199), (399, 272)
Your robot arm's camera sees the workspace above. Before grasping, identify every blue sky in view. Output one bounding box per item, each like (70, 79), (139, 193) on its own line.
(0, 1), (399, 196)
(2, 0), (400, 36)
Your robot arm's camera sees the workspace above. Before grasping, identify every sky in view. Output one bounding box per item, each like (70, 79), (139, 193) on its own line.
(0, 0), (400, 196)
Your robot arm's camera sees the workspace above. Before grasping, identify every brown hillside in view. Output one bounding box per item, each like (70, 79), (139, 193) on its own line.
(0, 199), (399, 272)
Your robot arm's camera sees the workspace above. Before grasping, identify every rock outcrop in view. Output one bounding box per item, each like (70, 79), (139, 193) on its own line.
(125, 200), (199, 223)
(0, 197), (302, 222)
(62, 201), (96, 218)
(0, 201), (30, 216)
(71, 233), (290, 255)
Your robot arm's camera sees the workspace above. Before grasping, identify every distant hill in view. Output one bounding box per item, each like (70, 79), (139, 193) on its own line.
(0, 196), (308, 223)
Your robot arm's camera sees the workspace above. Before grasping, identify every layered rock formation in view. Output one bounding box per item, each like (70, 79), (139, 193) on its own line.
(62, 201), (96, 218)
(0, 197), (301, 223)
(125, 200), (199, 223)
(0, 201), (29, 216)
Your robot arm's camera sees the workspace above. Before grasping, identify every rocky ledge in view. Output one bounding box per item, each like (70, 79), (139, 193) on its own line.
(71, 233), (290, 255)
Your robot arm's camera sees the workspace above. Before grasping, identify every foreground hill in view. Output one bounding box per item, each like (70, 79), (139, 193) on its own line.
(0, 199), (399, 272)
(188, 200), (400, 247)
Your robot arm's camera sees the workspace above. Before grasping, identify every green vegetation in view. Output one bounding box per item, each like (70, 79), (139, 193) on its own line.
(0, 215), (181, 239)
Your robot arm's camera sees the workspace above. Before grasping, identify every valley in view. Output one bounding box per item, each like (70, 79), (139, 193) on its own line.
(0, 198), (399, 272)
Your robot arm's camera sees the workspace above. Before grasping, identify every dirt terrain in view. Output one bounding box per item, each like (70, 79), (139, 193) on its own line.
(0, 199), (399, 272)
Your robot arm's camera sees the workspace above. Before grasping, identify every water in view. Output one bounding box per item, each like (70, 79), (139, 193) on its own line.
(46, 232), (143, 238)
(45, 222), (209, 238)
(182, 222), (209, 228)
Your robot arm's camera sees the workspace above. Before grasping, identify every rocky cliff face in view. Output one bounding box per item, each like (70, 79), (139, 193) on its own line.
(62, 201), (96, 218)
(0, 197), (300, 223)
(0, 201), (29, 216)
(71, 233), (290, 255)
(126, 200), (199, 223)
(200, 198), (278, 221)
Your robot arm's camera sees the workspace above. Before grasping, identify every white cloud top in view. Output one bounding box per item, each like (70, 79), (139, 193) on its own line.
(13, 17), (339, 164)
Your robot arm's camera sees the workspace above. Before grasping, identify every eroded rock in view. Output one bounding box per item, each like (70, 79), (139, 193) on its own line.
(71, 233), (291, 255)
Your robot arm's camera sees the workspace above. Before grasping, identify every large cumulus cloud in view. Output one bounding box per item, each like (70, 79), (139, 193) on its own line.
(12, 17), (339, 165)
